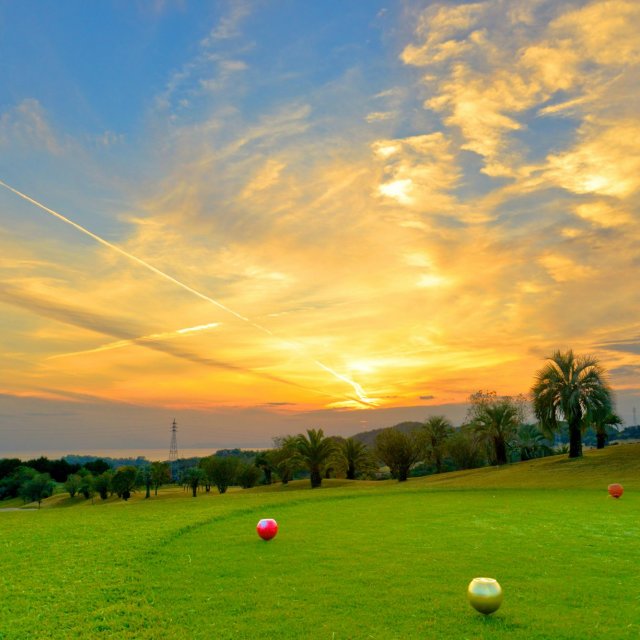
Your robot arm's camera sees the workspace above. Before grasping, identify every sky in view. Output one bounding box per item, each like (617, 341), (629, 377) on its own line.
(1, 0), (639, 456)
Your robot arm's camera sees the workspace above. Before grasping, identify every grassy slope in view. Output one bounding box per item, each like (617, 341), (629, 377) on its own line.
(0, 444), (638, 640)
(419, 441), (640, 490)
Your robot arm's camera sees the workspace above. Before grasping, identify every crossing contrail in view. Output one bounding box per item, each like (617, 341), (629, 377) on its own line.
(0, 179), (377, 407)
(48, 322), (222, 360)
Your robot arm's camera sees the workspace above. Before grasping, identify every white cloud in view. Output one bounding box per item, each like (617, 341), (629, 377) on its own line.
(544, 119), (640, 197)
(400, 0), (640, 181)
(365, 111), (395, 123)
(242, 159), (286, 199)
(0, 99), (64, 154)
(373, 132), (461, 213)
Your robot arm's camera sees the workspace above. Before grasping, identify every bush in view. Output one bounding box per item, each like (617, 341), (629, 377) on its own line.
(200, 456), (240, 494)
(375, 428), (423, 482)
(111, 466), (138, 500)
(0, 466), (37, 500)
(446, 427), (487, 470)
(20, 473), (56, 507)
(93, 472), (112, 500)
(64, 474), (81, 498)
(237, 463), (261, 489)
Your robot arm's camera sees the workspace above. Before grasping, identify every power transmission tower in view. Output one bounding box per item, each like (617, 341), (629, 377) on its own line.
(169, 418), (179, 460)
(169, 419), (178, 479)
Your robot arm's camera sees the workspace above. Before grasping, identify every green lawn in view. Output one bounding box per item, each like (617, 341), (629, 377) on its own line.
(1, 445), (639, 639)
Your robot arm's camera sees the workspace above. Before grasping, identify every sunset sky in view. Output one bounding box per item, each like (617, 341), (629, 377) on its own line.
(1, 0), (639, 455)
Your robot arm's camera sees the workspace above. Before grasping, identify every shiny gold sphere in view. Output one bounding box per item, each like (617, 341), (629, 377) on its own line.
(467, 577), (503, 615)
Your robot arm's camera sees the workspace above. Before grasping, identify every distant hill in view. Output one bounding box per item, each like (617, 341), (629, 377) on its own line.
(351, 421), (424, 449)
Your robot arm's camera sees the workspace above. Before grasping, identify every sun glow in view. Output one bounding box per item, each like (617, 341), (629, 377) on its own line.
(1, 0), (639, 448)
(378, 179), (413, 204)
(417, 273), (449, 288)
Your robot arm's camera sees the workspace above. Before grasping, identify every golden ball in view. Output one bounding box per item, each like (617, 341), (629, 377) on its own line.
(467, 577), (503, 615)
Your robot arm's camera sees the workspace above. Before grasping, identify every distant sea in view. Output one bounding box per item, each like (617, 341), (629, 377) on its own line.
(0, 447), (257, 462)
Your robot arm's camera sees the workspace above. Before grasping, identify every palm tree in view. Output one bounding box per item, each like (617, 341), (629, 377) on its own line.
(420, 416), (454, 473)
(296, 428), (336, 488)
(470, 397), (521, 465)
(337, 438), (374, 480)
(594, 412), (623, 449)
(531, 350), (612, 458)
(515, 423), (553, 461)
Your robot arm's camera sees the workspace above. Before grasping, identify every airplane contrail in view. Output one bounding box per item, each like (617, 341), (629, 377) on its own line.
(0, 179), (377, 407)
(48, 322), (222, 360)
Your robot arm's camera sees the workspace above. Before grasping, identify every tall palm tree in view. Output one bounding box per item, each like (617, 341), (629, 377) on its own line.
(531, 350), (612, 458)
(296, 428), (336, 488)
(420, 415), (454, 473)
(471, 398), (521, 465)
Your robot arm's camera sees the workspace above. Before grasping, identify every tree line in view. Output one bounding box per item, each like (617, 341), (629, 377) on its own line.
(0, 349), (627, 503)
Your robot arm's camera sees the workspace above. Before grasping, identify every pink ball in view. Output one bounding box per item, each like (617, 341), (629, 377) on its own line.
(608, 483), (624, 499)
(256, 518), (278, 540)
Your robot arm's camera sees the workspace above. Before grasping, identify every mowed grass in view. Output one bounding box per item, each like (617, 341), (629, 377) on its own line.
(1, 445), (638, 639)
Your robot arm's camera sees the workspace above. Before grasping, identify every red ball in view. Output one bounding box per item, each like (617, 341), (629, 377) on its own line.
(256, 518), (278, 540)
(608, 483), (624, 499)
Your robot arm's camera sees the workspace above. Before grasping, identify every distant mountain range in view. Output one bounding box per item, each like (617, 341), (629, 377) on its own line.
(350, 421), (424, 449)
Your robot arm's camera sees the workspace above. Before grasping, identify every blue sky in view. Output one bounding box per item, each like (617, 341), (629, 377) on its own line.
(1, 1), (639, 455)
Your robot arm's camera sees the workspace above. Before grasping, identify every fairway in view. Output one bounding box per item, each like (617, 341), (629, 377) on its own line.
(1, 446), (639, 639)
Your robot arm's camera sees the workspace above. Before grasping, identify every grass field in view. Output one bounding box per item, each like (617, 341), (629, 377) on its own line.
(1, 444), (638, 639)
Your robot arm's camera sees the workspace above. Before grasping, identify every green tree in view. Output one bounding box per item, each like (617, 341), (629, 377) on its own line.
(468, 391), (525, 465)
(79, 474), (95, 500)
(111, 466), (139, 500)
(24, 457), (80, 482)
(237, 462), (261, 488)
(20, 472), (56, 508)
(93, 472), (112, 500)
(374, 428), (423, 482)
(0, 458), (21, 482)
(183, 467), (207, 497)
(336, 438), (375, 480)
(64, 474), (81, 498)
(198, 457), (214, 492)
(0, 466), (37, 500)
(420, 416), (454, 473)
(445, 426), (486, 470)
(150, 461), (171, 495)
(594, 412), (623, 449)
(199, 457), (240, 494)
(532, 350), (613, 458)
(270, 436), (301, 485)
(296, 428), (336, 488)
(83, 459), (110, 475)
(254, 452), (274, 485)
(139, 465), (153, 499)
